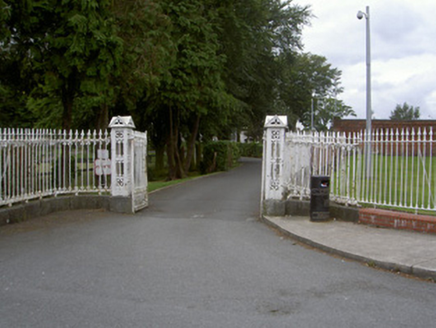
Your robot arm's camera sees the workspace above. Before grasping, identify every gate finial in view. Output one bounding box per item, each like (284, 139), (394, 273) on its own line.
(109, 116), (136, 129)
(264, 115), (287, 128)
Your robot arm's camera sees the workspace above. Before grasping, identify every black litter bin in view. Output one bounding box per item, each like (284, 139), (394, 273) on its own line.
(310, 175), (330, 222)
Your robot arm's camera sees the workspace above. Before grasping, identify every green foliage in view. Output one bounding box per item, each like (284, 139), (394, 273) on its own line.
(147, 166), (168, 182)
(238, 143), (263, 158)
(390, 102), (420, 120)
(217, 0), (311, 140)
(200, 141), (240, 174)
(0, 83), (35, 128)
(301, 97), (356, 131)
(143, 0), (240, 180)
(155, 0), (226, 112)
(0, 0), (352, 179)
(112, 0), (173, 116)
(230, 142), (241, 165)
(0, 0), (171, 130)
(1, 0), (125, 129)
(0, 34), (36, 127)
(276, 52), (349, 130)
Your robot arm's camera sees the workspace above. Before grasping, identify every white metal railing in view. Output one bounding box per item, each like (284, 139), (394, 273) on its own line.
(284, 130), (361, 205)
(0, 128), (111, 207)
(282, 127), (436, 212)
(359, 127), (436, 212)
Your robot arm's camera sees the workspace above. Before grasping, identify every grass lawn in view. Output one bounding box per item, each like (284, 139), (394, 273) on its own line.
(148, 172), (210, 193)
(330, 153), (436, 212)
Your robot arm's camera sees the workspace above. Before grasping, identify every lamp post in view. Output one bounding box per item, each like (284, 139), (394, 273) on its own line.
(311, 91), (318, 131)
(311, 94), (314, 131)
(357, 6), (372, 178)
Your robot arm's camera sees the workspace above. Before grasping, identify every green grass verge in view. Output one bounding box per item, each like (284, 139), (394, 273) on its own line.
(148, 160), (243, 193)
(148, 173), (204, 193)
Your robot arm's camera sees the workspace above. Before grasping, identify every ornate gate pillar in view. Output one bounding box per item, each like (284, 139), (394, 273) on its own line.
(261, 115), (288, 215)
(109, 116), (135, 212)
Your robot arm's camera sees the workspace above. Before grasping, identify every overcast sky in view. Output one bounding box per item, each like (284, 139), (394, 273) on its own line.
(294, 0), (436, 120)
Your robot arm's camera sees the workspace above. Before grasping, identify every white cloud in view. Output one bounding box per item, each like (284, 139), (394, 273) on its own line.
(295, 0), (436, 119)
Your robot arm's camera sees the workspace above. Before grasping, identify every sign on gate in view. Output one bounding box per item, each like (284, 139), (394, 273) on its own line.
(94, 149), (111, 176)
(94, 159), (111, 176)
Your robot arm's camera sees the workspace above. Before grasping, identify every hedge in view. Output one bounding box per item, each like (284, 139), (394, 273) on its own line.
(238, 142), (263, 158)
(200, 141), (240, 174)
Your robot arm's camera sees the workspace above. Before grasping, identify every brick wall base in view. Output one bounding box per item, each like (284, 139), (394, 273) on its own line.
(359, 208), (436, 234)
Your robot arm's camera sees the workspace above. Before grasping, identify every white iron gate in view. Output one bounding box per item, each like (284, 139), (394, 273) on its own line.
(109, 116), (148, 213)
(132, 131), (148, 212)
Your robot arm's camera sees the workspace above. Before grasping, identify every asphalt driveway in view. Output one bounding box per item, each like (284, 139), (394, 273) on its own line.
(1, 158), (436, 327)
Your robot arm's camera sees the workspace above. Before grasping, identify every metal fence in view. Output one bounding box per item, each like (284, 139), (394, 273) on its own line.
(284, 127), (436, 213)
(0, 128), (111, 207)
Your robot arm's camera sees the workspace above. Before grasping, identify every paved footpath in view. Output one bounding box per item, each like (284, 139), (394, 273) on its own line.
(264, 215), (436, 280)
(1, 158), (436, 328)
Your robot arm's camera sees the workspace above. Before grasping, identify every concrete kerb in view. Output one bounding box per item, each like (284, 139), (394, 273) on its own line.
(260, 215), (436, 281)
(0, 194), (137, 226)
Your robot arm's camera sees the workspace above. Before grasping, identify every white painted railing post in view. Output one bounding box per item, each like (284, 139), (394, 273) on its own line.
(261, 115), (288, 215)
(109, 116), (135, 202)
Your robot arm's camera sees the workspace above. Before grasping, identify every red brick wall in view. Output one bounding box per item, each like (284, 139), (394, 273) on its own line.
(359, 208), (436, 234)
(332, 119), (436, 134)
(332, 119), (436, 155)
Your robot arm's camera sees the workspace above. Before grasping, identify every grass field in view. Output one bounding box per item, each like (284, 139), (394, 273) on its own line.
(330, 153), (436, 212)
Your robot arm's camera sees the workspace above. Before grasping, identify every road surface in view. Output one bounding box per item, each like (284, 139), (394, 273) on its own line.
(1, 158), (435, 327)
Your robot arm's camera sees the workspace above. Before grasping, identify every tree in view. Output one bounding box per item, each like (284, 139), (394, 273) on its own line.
(275, 52), (348, 130)
(110, 0), (173, 129)
(139, 0), (312, 178)
(1, 0), (352, 180)
(215, 0), (311, 140)
(1, 0), (124, 130)
(301, 98), (355, 131)
(0, 0), (172, 130)
(144, 0), (232, 180)
(390, 102), (420, 120)
(0, 44), (36, 127)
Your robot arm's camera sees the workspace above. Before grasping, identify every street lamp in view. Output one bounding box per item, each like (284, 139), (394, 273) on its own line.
(311, 92), (315, 131)
(357, 6), (372, 178)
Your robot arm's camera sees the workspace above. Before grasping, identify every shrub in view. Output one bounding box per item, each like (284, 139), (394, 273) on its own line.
(200, 141), (240, 174)
(238, 142), (263, 158)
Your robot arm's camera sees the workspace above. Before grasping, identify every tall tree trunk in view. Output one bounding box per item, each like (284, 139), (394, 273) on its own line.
(167, 107), (177, 180)
(174, 134), (185, 179)
(195, 142), (202, 171)
(60, 73), (76, 188)
(155, 145), (165, 172)
(166, 142), (176, 181)
(167, 106), (185, 180)
(61, 71), (77, 130)
(61, 89), (74, 131)
(96, 104), (109, 131)
(184, 114), (201, 173)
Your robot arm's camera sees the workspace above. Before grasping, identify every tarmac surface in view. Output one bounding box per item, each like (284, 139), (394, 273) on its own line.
(263, 215), (436, 280)
(1, 157), (436, 327)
